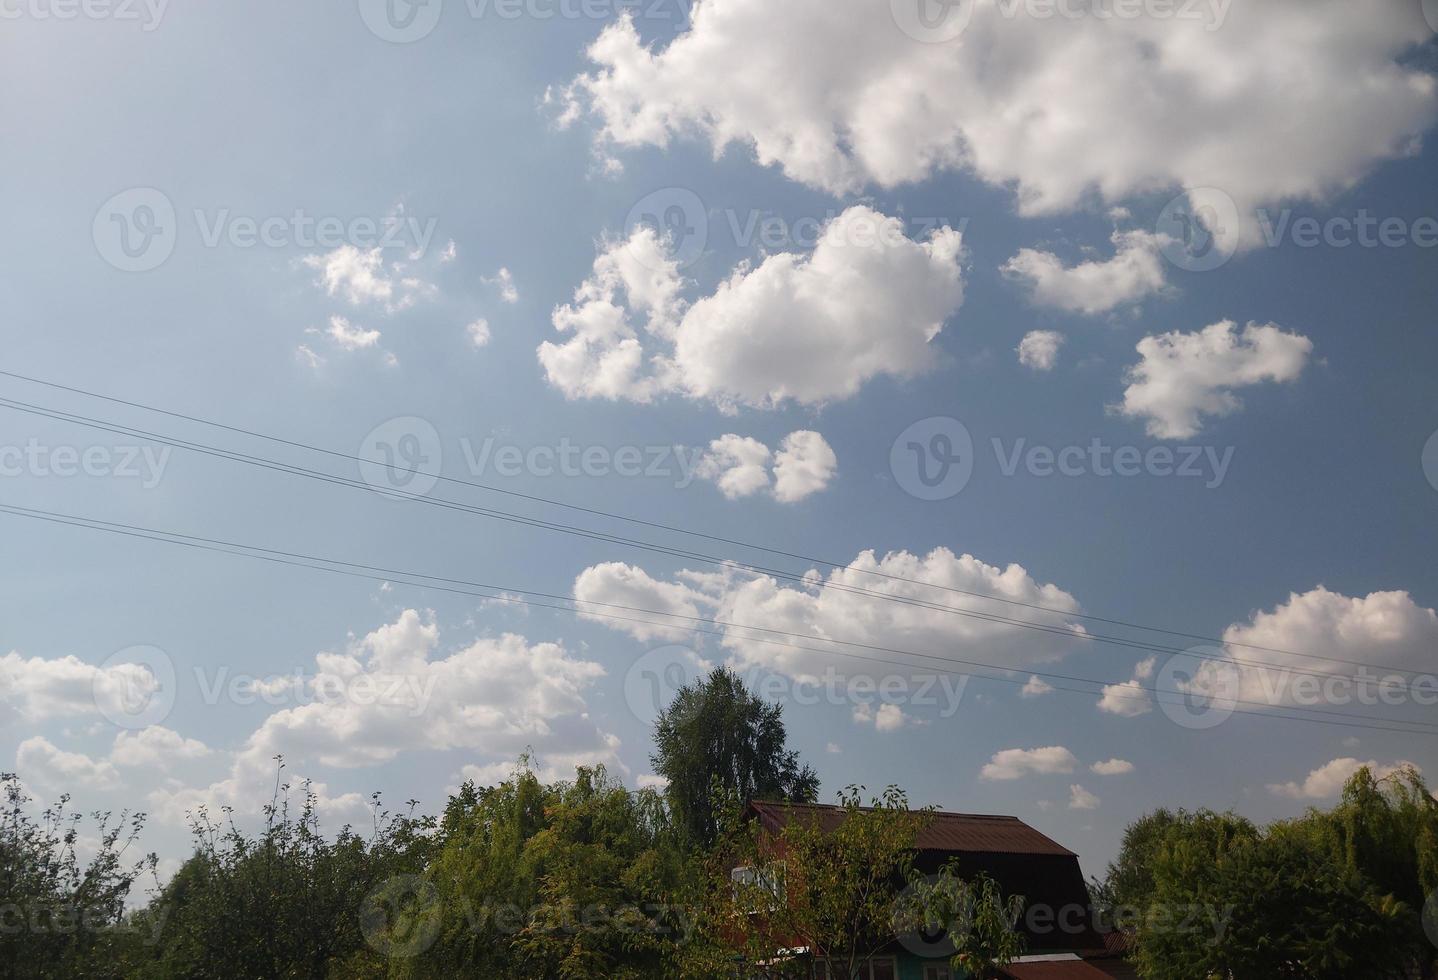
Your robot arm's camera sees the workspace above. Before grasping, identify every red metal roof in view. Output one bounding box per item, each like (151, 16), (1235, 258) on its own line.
(749, 801), (1077, 856)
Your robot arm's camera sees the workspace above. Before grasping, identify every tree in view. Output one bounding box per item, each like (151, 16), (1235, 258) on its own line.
(412, 761), (693, 979)
(131, 760), (434, 979)
(687, 786), (928, 979)
(1101, 775), (1436, 980)
(0, 773), (156, 980)
(1134, 827), (1412, 979)
(902, 868), (1026, 980)
(652, 668), (819, 848)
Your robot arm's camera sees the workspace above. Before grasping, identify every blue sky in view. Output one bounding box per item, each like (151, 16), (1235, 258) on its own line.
(2, 0), (1438, 885)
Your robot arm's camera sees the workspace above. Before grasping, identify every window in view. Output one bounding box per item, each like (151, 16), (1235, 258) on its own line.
(730, 862), (785, 911)
(922, 966), (952, 980)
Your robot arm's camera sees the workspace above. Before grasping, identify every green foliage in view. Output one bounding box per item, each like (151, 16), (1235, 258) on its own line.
(689, 785), (928, 979)
(408, 761), (693, 979)
(0, 773), (156, 980)
(902, 868), (1026, 980)
(129, 759), (434, 980)
(1107, 767), (1438, 980)
(651, 667), (819, 848)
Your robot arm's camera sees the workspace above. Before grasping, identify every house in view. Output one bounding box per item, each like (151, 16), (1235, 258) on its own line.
(741, 801), (1127, 979)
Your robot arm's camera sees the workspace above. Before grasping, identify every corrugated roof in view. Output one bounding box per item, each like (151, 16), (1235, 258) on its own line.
(749, 801), (1076, 856)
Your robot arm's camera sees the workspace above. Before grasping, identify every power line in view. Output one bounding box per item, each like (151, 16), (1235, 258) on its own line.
(0, 368), (1394, 670)
(3, 501), (1434, 737)
(0, 393), (1427, 689)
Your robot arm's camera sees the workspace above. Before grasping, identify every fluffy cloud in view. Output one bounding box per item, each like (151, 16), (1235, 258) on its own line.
(0, 651), (161, 725)
(1214, 587), (1438, 708)
(772, 431), (838, 503)
(1117, 320), (1313, 438)
(1020, 675), (1054, 698)
(538, 207), (965, 409)
(17, 737), (120, 794)
(853, 702), (910, 733)
(1268, 757), (1419, 800)
(1016, 330), (1064, 372)
(485, 266), (520, 304)
(577, 548), (1084, 683)
(696, 435), (773, 499)
(1068, 784), (1101, 811)
(148, 611), (620, 824)
(323, 315), (381, 351)
(110, 727), (211, 768)
(467, 318), (492, 348)
(1097, 656), (1156, 717)
(1091, 758), (1135, 776)
(981, 746), (1079, 781)
(696, 430), (836, 502)
(301, 245), (435, 313)
(573, 562), (710, 643)
(1004, 230), (1171, 315)
(559, 1), (1436, 246)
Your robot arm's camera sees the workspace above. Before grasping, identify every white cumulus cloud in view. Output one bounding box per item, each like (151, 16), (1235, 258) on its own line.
(981, 745), (1079, 781)
(539, 207), (965, 409)
(559, 0), (1437, 247)
(1268, 757), (1419, 800)
(1016, 330), (1064, 372)
(1004, 230), (1171, 315)
(696, 430), (837, 502)
(1117, 320), (1313, 438)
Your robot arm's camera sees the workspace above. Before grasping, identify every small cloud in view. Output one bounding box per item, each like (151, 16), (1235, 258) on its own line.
(1016, 330), (1064, 372)
(467, 318), (492, 349)
(1091, 758), (1134, 776)
(852, 702), (910, 733)
(1020, 675), (1054, 698)
(295, 345), (324, 370)
(826, 742), (841, 754)
(637, 774), (668, 790)
(1068, 784), (1100, 810)
(981, 746), (1079, 781)
(1268, 758), (1418, 800)
(325, 315), (382, 351)
(485, 266), (519, 304)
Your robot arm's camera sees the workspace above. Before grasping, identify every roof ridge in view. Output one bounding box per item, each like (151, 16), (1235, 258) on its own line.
(750, 800), (1026, 821)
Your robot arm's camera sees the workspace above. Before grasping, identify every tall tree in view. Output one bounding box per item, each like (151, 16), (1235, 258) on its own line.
(651, 668), (818, 847)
